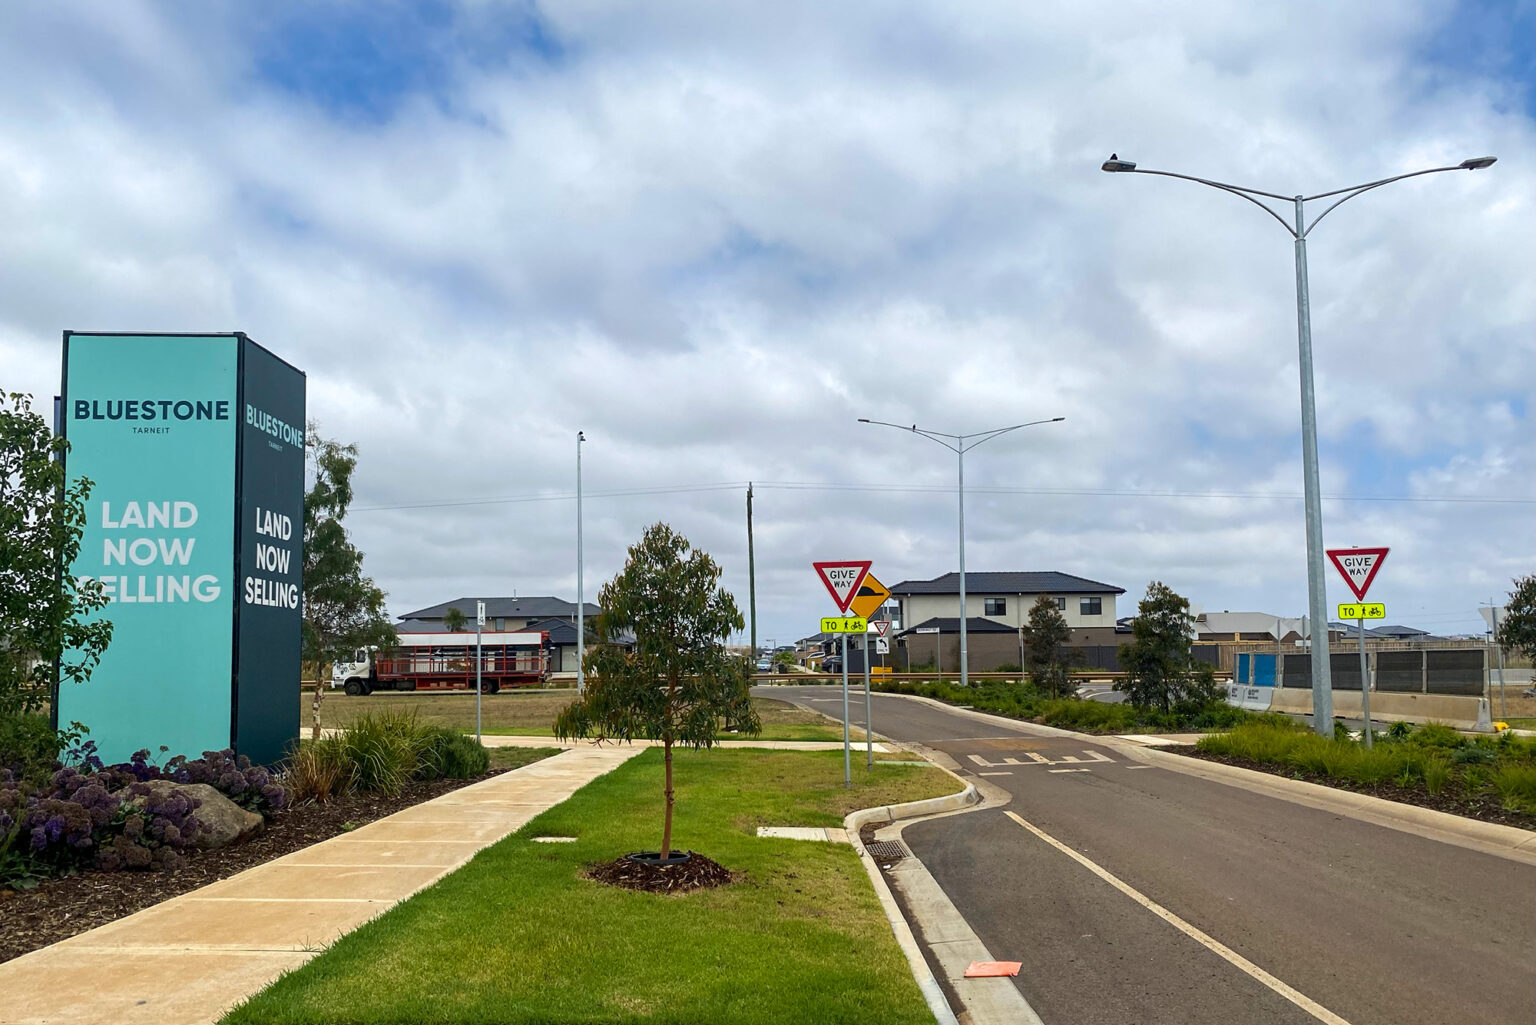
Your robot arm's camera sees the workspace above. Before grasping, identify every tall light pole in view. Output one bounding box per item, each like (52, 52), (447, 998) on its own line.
(858, 416), (1064, 688)
(576, 430), (586, 696)
(1102, 153), (1496, 736)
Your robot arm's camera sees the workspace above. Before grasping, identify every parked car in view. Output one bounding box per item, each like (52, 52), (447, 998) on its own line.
(755, 659), (773, 671)
(822, 656), (842, 674)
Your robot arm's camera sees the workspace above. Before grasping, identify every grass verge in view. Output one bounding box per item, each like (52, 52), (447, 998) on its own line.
(308, 693), (853, 742)
(224, 748), (954, 1025)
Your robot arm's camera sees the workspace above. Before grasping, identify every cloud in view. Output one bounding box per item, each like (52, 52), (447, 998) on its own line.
(1, 0), (1532, 642)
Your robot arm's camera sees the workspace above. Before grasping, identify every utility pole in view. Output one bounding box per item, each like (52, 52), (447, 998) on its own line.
(747, 482), (756, 658)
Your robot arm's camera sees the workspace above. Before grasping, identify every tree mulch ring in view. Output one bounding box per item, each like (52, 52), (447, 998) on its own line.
(586, 851), (733, 893)
(1171, 746), (1536, 831)
(0, 768), (516, 965)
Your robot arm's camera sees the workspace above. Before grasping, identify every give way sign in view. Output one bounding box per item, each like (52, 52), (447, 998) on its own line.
(1326, 547), (1389, 602)
(813, 561), (872, 614)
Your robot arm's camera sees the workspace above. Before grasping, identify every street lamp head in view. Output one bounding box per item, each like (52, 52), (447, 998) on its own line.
(577, 430), (585, 441)
(856, 418), (871, 423)
(1459, 156), (1497, 170)
(1101, 154), (1137, 172)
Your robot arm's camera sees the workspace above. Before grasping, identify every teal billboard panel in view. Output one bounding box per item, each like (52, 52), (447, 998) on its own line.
(58, 333), (304, 764)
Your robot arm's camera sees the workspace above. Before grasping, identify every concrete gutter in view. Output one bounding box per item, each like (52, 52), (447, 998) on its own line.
(846, 760), (1046, 1025)
(845, 781), (977, 1025)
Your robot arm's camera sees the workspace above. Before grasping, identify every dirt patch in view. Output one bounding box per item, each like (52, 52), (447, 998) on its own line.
(585, 851), (733, 893)
(1173, 747), (1536, 832)
(0, 769), (513, 965)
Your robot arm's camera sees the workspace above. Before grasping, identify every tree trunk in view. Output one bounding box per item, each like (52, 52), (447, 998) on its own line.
(661, 734), (674, 860)
(311, 666), (325, 742)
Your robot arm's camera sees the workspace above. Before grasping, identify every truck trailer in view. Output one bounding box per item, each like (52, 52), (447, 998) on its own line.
(330, 631), (550, 695)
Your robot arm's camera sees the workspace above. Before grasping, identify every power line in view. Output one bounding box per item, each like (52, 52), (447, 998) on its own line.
(351, 478), (1536, 513)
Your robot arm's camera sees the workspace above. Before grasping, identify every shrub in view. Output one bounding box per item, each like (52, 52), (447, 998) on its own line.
(286, 737), (353, 804)
(335, 710), (431, 797)
(1387, 720), (1413, 740)
(163, 749), (288, 817)
(0, 713), (63, 781)
(1411, 723), (1462, 749)
(1423, 756), (1451, 795)
(420, 727), (490, 780)
(1492, 765), (1536, 814)
(1451, 745), (1497, 766)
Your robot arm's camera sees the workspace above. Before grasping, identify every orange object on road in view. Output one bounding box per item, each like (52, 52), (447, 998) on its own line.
(964, 961), (1021, 978)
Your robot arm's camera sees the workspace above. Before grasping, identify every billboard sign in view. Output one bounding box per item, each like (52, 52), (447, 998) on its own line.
(58, 333), (304, 764)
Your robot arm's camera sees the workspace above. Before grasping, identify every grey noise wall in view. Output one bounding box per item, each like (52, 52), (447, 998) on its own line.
(235, 336), (306, 765)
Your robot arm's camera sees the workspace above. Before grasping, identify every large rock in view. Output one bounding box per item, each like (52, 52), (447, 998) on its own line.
(139, 780), (265, 850)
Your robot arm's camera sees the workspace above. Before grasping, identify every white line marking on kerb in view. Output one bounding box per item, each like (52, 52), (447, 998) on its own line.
(1004, 810), (1353, 1025)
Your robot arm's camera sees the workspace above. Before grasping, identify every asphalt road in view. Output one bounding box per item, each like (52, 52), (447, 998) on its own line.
(760, 684), (1536, 1025)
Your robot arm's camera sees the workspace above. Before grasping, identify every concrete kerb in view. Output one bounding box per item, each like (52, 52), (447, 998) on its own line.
(883, 691), (1536, 869)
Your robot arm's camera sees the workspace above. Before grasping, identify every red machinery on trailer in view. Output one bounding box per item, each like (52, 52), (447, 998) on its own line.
(332, 631), (550, 695)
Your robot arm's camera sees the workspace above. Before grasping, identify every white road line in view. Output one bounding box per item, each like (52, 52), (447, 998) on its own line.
(1047, 768), (1091, 773)
(1004, 810), (1353, 1025)
(1125, 765), (1153, 770)
(978, 771), (1014, 776)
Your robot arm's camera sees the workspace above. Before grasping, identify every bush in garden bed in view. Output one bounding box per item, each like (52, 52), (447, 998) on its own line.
(0, 746), (289, 888)
(281, 711), (492, 805)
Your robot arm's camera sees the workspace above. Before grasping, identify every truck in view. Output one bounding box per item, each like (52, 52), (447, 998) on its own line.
(330, 631), (550, 695)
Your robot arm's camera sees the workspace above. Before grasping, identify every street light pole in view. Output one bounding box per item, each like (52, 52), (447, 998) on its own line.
(858, 416), (1064, 688)
(1101, 153), (1496, 736)
(576, 430), (585, 696)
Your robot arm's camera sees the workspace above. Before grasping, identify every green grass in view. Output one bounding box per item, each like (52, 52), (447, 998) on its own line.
(224, 748), (954, 1025)
(308, 692), (853, 742)
(487, 746), (561, 771)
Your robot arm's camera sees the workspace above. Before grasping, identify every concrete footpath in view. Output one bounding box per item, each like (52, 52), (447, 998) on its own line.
(0, 745), (641, 1025)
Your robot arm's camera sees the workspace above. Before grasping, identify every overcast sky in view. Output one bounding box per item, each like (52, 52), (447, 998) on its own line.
(3, 1), (1533, 644)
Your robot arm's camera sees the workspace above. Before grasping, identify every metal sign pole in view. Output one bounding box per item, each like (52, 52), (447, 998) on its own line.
(1492, 604), (1507, 718)
(1357, 616), (1371, 748)
(842, 633), (851, 788)
(864, 631), (873, 768)
(476, 600), (485, 745)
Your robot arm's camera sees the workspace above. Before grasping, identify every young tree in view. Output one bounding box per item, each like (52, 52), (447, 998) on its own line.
(1116, 581), (1217, 711)
(303, 426), (396, 739)
(1497, 575), (1536, 663)
(554, 522), (760, 860)
(442, 606), (468, 633)
(771, 649), (796, 670)
(1021, 594), (1073, 697)
(0, 392), (112, 720)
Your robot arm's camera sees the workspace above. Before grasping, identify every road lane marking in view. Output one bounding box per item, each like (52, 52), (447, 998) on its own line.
(1003, 810), (1354, 1025)
(978, 771), (1014, 777)
(1125, 765), (1153, 770)
(968, 750), (1114, 769)
(1048, 768), (1091, 773)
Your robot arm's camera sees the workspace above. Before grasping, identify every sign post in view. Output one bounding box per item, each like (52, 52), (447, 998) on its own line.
(850, 573), (890, 770)
(814, 561), (870, 789)
(1480, 605), (1508, 718)
(476, 600), (486, 744)
(1327, 547), (1388, 747)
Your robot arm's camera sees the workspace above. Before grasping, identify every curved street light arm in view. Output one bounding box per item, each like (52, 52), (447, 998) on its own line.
(1301, 165), (1466, 236)
(1125, 168), (1297, 237)
(960, 416), (1066, 453)
(857, 417), (960, 453)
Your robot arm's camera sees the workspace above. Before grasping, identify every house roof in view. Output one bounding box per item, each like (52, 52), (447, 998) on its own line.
(1370, 624), (1430, 639)
(397, 596), (600, 621)
(896, 617), (1017, 637)
(890, 572), (1124, 596)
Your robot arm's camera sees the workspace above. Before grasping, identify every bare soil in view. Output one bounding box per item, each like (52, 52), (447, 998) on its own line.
(585, 851), (733, 893)
(0, 769), (515, 964)
(1176, 747), (1536, 832)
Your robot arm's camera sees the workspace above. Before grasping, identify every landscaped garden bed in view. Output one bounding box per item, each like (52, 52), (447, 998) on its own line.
(223, 748), (955, 1025)
(1178, 720), (1536, 832)
(1, 706), (558, 964)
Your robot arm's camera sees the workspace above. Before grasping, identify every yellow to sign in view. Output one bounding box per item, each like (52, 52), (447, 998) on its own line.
(1337, 603), (1385, 620)
(821, 616), (868, 633)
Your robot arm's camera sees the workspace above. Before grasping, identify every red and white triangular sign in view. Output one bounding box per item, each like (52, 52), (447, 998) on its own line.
(873, 620), (890, 637)
(1326, 547), (1389, 602)
(812, 560), (872, 613)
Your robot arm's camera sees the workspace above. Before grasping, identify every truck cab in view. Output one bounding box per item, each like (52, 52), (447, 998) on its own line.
(330, 647), (378, 695)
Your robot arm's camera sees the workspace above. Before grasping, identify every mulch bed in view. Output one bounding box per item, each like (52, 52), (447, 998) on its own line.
(585, 851), (733, 893)
(0, 769), (515, 965)
(1173, 747), (1536, 831)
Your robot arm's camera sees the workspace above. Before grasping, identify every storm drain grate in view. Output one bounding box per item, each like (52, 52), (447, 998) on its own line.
(864, 840), (908, 862)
